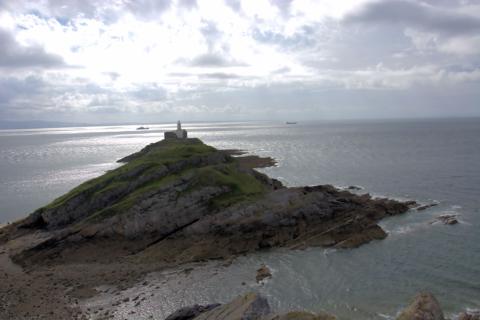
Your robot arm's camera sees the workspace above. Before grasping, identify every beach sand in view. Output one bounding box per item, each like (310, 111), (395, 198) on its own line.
(0, 238), (171, 320)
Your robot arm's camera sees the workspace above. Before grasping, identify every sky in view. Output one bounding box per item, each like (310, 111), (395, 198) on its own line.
(0, 0), (479, 123)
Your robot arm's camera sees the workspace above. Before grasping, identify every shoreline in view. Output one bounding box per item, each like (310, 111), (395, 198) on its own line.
(2, 241), (478, 320)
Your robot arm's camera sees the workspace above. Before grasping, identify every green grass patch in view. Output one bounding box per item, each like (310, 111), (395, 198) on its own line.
(190, 164), (266, 209)
(43, 139), (217, 211)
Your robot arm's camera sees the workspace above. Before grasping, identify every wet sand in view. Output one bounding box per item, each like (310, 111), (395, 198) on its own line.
(0, 239), (171, 319)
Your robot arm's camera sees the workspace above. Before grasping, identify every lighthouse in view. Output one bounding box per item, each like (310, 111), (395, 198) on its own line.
(164, 121), (188, 139)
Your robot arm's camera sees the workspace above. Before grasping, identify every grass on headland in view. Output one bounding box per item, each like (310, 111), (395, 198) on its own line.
(41, 137), (266, 225)
(43, 138), (217, 211)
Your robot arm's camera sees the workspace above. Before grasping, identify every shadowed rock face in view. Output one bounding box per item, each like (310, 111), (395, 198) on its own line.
(0, 138), (412, 267)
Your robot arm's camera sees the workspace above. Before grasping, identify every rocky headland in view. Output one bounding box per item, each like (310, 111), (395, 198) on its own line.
(0, 138), (412, 267)
(0, 137), (458, 319)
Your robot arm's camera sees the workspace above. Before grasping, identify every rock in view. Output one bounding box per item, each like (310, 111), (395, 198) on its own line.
(256, 264), (272, 283)
(334, 224), (387, 249)
(434, 214), (458, 225)
(417, 203), (438, 211)
(396, 292), (445, 320)
(165, 304), (221, 320)
(195, 293), (270, 320)
(404, 201), (418, 208)
(459, 312), (480, 320)
(347, 185), (363, 191)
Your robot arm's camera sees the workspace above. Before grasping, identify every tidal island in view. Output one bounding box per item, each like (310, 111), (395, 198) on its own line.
(1, 139), (411, 267)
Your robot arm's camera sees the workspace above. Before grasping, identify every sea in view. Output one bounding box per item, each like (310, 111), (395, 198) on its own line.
(0, 119), (479, 319)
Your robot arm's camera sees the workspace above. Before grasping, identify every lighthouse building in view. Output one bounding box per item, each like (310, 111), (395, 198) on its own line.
(164, 121), (188, 139)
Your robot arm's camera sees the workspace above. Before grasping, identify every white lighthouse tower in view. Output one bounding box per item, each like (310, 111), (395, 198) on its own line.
(175, 120), (184, 138)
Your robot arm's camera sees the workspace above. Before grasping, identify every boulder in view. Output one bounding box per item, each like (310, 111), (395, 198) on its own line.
(256, 264), (272, 283)
(396, 292), (444, 320)
(435, 214), (458, 225)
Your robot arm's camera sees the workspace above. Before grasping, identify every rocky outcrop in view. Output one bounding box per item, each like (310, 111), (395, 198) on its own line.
(459, 312), (480, 320)
(2, 138), (413, 267)
(432, 214), (458, 225)
(416, 203), (438, 211)
(396, 292), (445, 320)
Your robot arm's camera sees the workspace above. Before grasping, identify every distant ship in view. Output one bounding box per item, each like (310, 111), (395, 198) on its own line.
(136, 126), (149, 130)
(286, 122), (297, 125)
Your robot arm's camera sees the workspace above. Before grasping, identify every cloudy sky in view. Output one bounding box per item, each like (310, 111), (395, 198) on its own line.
(1, 0), (479, 123)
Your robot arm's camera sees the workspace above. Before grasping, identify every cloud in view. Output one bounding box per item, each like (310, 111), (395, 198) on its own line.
(124, 0), (172, 19)
(198, 72), (243, 79)
(271, 66), (291, 74)
(224, 0), (241, 12)
(178, 0), (197, 9)
(200, 21), (222, 51)
(0, 75), (45, 104)
(252, 25), (316, 49)
(345, 0), (480, 56)
(346, 0), (480, 36)
(269, 0), (293, 17)
(0, 28), (66, 69)
(189, 53), (245, 68)
(128, 84), (168, 101)
(0, 0), (479, 121)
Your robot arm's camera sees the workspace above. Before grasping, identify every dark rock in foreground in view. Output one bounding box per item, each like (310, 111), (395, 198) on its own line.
(396, 292), (445, 320)
(0, 138), (413, 267)
(163, 292), (335, 320)
(168, 291), (470, 320)
(165, 303), (221, 320)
